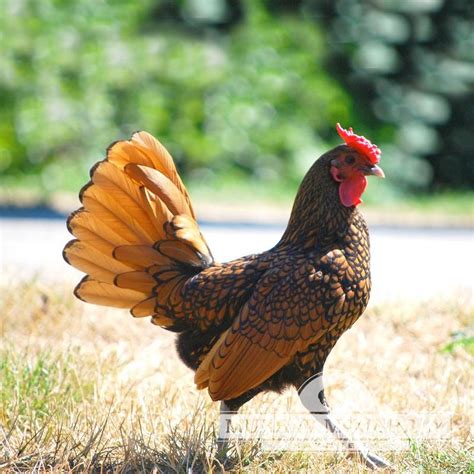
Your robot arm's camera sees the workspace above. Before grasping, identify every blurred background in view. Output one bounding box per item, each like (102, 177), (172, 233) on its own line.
(0, 0), (473, 217)
(0, 4), (473, 470)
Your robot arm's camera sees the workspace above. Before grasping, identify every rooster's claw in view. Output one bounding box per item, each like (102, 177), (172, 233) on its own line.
(358, 451), (393, 470)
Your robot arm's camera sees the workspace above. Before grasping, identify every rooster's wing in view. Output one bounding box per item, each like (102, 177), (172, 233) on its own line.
(195, 249), (353, 400)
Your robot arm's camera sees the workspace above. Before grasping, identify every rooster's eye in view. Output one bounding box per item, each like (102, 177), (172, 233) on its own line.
(345, 155), (355, 165)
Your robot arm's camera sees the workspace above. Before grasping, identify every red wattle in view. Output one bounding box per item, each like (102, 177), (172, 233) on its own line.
(339, 174), (367, 207)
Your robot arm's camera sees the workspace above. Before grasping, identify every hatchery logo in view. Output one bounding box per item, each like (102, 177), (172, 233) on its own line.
(219, 371), (453, 452)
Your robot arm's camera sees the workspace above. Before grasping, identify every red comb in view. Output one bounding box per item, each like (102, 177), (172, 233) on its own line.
(336, 123), (381, 164)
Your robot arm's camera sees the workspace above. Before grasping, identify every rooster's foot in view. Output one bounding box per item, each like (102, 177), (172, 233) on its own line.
(214, 438), (235, 471)
(354, 450), (392, 470)
(216, 437), (229, 453)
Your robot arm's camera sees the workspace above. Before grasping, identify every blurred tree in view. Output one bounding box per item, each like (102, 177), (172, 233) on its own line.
(0, 0), (472, 194)
(0, 0), (350, 193)
(296, 0), (474, 190)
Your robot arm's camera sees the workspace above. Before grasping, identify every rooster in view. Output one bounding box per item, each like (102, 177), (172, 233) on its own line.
(63, 124), (389, 469)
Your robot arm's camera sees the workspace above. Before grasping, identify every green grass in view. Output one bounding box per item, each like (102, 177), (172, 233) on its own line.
(405, 442), (474, 473)
(0, 349), (94, 424)
(442, 334), (474, 356)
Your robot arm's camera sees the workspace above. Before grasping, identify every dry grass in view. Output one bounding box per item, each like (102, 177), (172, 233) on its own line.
(0, 282), (472, 473)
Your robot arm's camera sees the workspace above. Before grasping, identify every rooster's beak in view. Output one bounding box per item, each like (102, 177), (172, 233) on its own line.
(364, 164), (385, 178)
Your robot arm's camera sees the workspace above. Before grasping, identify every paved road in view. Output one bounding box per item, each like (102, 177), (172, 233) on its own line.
(1, 218), (472, 304)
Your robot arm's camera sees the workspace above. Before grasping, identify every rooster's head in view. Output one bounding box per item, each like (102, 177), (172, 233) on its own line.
(329, 123), (384, 207)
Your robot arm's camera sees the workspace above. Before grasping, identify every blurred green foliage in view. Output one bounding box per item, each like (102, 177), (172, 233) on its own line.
(302, 0), (474, 191)
(0, 0), (472, 196)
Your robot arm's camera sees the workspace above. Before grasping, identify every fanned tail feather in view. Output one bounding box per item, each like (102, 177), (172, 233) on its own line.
(63, 131), (213, 329)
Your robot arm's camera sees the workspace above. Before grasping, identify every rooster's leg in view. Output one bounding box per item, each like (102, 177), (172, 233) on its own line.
(216, 388), (262, 452)
(217, 401), (235, 453)
(318, 409), (391, 470)
(299, 376), (391, 470)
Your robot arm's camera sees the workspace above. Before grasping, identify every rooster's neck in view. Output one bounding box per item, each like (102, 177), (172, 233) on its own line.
(279, 158), (366, 250)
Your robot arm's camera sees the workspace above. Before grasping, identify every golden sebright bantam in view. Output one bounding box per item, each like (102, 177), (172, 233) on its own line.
(64, 124), (390, 469)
